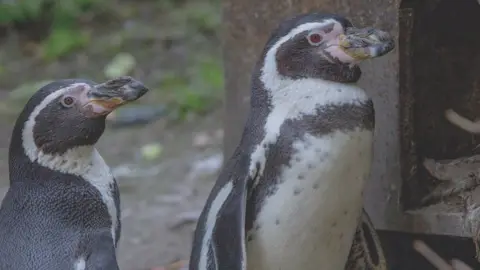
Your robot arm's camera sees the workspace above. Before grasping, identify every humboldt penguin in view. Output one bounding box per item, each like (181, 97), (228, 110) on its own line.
(0, 76), (148, 270)
(189, 12), (395, 270)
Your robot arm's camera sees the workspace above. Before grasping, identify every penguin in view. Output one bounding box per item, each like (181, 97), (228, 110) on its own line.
(189, 12), (395, 270)
(0, 76), (148, 270)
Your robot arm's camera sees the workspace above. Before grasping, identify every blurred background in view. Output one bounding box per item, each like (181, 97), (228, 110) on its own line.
(0, 0), (224, 269)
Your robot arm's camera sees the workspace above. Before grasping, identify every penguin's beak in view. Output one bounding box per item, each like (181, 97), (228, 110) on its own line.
(85, 76), (149, 116)
(338, 27), (395, 60)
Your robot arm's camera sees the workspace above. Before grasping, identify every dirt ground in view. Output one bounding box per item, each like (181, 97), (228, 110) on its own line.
(0, 0), (224, 269)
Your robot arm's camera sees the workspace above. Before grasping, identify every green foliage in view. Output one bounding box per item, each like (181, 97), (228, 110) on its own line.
(197, 58), (224, 90)
(0, 0), (225, 121)
(0, 0), (43, 24)
(159, 57), (224, 119)
(182, 2), (221, 32)
(0, 0), (100, 25)
(52, 0), (100, 20)
(0, 0), (103, 60)
(41, 27), (90, 61)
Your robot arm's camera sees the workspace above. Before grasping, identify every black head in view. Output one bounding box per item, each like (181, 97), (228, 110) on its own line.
(11, 76), (149, 156)
(260, 12), (395, 83)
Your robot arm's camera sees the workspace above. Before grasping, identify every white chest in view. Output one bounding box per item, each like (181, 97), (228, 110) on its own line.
(246, 129), (373, 270)
(84, 150), (118, 246)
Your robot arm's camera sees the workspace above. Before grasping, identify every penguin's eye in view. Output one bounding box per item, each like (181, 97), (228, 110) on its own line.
(307, 32), (323, 45)
(61, 96), (76, 108)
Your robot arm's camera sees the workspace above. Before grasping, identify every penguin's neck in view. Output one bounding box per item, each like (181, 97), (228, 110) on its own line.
(251, 67), (368, 117)
(269, 78), (367, 108)
(254, 50), (365, 109)
(9, 136), (98, 183)
(240, 73), (369, 178)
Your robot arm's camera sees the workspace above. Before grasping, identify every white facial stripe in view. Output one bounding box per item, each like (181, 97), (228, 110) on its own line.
(240, 191), (247, 270)
(261, 19), (340, 91)
(22, 83), (90, 173)
(199, 181), (234, 270)
(21, 82), (118, 246)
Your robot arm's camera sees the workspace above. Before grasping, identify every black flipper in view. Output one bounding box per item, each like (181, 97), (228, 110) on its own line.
(189, 154), (251, 270)
(79, 230), (120, 270)
(345, 209), (388, 270)
(211, 179), (248, 270)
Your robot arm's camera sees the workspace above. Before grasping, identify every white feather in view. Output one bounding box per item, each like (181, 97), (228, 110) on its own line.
(74, 257), (86, 270)
(247, 129), (372, 270)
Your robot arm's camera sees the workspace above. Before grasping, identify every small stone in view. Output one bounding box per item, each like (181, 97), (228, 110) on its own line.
(192, 132), (212, 148)
(141, 143), (163, 161)
(214, 129), (224, 140)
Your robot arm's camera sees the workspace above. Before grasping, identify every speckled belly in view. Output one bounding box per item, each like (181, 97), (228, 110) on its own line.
(246, 129), (373, 270)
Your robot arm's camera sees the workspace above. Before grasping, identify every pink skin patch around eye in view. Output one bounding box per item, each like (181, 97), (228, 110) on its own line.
(59, 84), (125, 117)
(323, 39), (358, 64)
(85, 102), (115, 115)
(87, 99), (124, 115)
(311, 23), (359, 64)
(65, 85), (117, 116)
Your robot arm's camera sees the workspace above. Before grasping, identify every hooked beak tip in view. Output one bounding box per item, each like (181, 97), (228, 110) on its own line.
(85, 77), (150, 116)
(340, 28), (395, 60)
(126, 80), (149, 101)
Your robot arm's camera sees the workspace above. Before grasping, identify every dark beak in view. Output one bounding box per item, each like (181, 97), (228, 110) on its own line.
(338, 26), (395, 60)
(85, 76), (149, 115)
